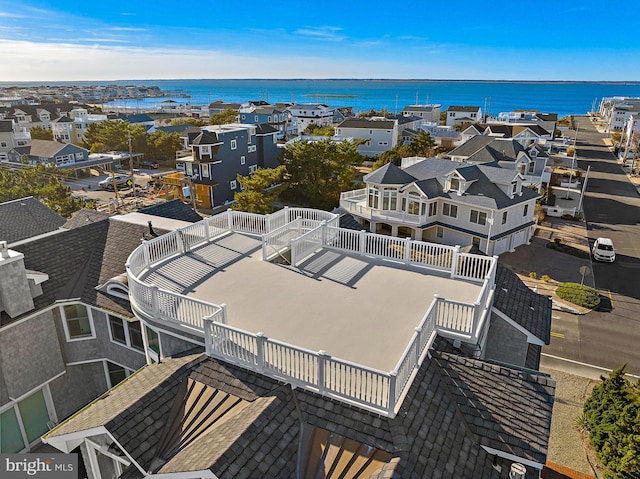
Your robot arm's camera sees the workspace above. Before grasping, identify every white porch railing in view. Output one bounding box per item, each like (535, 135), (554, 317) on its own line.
(339, 190), (429, 225)
(127, 207), (496, 418)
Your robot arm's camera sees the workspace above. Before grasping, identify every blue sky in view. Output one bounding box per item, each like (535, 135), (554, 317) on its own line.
(1, 0), (639, 81)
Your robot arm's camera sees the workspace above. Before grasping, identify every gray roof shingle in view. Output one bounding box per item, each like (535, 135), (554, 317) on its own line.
(46, 349), (554, 478)
(364, 163), (416, 185)
(139, 200), (203, 223)
(1, 196), (66, 244)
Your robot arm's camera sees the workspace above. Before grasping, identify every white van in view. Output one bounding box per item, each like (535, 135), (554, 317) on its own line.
(592, 238), (615, 262)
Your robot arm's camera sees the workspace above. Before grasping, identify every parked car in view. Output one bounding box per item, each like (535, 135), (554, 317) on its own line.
(592, 237), (615, 262)
(142, 161), (159, 169)
(98, 174), (133, 191)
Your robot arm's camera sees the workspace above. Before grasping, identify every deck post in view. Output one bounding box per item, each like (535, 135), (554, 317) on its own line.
(220, 303), (228, 324)
(388, 370), (397, 413)
(256, 333), (266, 372)
(414, 327), (422, 365)
(318, 350), (328, 394)
(450, 245), (461, 278)
(204, 218), (210, 242)
(150, 284), (159, 318)
(404, 237), (411, 264)
(226, 208), (234, 231)
(359, 230), (367, 256)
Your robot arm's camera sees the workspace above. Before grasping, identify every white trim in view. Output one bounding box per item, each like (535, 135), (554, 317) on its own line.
(142, 319), (205, 347)
(60, 303), (96, 342)
(43, 426), (107, 453)
(102, 360), (134, 389)
(105, 432), (146, 478)
(481, 445), (543, 470)
(6, 370), (66, 403)
(491, 307), (545, 346)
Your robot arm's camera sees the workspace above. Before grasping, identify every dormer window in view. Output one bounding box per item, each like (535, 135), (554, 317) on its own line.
(511, 182), (518, 195)
(518, 163), (527, 175)
(449, 177), (460, 192)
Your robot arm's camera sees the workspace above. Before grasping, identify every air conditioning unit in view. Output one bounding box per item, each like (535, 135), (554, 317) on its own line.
(509, 463), (526, 479)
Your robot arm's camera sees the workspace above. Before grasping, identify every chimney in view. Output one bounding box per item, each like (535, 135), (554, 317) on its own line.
(0, 242), (35, 318)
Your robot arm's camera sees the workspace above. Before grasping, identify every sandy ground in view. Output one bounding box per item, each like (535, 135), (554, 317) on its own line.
(542, 367), (604, 477)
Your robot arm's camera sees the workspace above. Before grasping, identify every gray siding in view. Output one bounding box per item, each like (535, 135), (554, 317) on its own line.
(48, 362), (108, 421)
(0, 309), (65, 403)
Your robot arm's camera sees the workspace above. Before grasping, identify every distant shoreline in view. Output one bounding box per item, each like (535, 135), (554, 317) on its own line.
(3, 79), (640, 86)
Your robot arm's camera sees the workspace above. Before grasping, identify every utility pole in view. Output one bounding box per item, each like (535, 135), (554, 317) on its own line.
(128, 126), (136, 203)
(565, 126), (579, 199)
(578, 165), (590, 214)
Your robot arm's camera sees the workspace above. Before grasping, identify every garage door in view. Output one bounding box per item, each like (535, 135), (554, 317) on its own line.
(512, 229), (527, 249)
(493, 237), (510, 255)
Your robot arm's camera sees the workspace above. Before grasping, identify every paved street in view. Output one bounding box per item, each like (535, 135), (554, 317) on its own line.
(541, 117), (640, 375)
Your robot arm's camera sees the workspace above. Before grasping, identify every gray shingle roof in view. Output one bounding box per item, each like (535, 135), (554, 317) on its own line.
(0, 119), (14, 132)
(401, 158), (538, 209)
(4, 218), (168, 325)
(338, 119), (396, 129)
(139, 200), (203, 223)
(254, 124), (278, 134)
(18, 139), (69, 158)
(46, 350), (554, 478)
(63, 209), (109, 229)
(364, 163), (416, 185)
(1, 196), (66, 244)
(448, 135), (496, 157)
(448, 106), (481, 113)
(493, 264), (552, 344)
(192, 131), (219, 145)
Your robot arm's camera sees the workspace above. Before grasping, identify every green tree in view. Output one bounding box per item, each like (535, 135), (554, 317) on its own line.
(372, 149), (402, 170)
(358, 108), (390, 118)
(172, 118), (207, 127)
(582, 365), (640, 478)
(280, 139), (363, 209)
(30, 126), (53, 140)
(232, 166), (286, 214)
(408, 130), (436, 157)
(0, 164), (87, 217)
(145, 131), (181, 161)
(209, 109), (239, 125)
(305, 124), (335, 136)
(83, 120), (146, 152)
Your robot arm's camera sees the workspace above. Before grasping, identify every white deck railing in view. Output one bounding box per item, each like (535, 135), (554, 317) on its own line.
(127, 207), (497, 417)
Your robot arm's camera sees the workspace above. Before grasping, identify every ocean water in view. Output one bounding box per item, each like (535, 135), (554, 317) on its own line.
(6, 79), (640, 118)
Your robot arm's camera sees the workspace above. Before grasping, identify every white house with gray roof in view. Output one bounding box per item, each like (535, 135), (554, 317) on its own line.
(334, 118), (398, 156)
(284, 103), (334, 133)
(445, 105), (483, 126)
(402, 104), (441, 123)
(340, 158), (538, 255)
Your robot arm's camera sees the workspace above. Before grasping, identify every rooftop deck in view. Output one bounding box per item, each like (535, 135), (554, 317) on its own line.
(143, 232), (481, 371)
(127, 207), (497, 416)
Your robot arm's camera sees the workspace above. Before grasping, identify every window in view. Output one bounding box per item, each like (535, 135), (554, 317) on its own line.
(249, 165), (257, 174)
(105, 361), (131, 388)
(382, 188), (397, 210)
(470, 209), (487, 225)
(1, 407), (24, 453)
(241, 115), (245, 120)
(528, 162), (535, 174)
(436, 226), (444, 238)
(248, 145), (257, 152)
(449, 177), (460, 191)
(201, 164), (209, 178)
(0, 142), (6, 147)
(404, 193), (422, 215)
(378, 141), (388, 146)
(367, 187), (379, 209)
(109, 315), (127, 345)
(512, 182), (518, 194)
(185, 163), (193, 176)
(523, 204), (529, 216)
(240, 155), (246, 165)
(502, 211), (508, 224)
(442, 203), (458, 218)
(201, 145), (210, 154)
(428, 202), (437, 216)
(230, 180), (237, 190)
(145, 326), (160, 355)
(254, 115), (259, 122)
(62, 304), (93, 340)
(128, 321), (144, 351)
(230, 139), (237, 150)
(268, 116), (272, 122)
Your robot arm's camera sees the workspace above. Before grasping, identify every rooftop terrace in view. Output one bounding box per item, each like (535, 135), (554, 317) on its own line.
(127, 207), (496, 416)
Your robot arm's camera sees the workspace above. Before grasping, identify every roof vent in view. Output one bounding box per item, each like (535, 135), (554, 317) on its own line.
(0, 240), (9, 259)
(509, 463), (526, 479)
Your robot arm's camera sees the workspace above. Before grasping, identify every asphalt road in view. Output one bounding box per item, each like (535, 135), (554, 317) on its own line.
(544, 116), (640, 376)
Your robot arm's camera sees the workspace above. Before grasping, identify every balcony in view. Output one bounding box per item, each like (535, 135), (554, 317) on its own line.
(127, 207), (496, 417)
(340, 188), (428, 225)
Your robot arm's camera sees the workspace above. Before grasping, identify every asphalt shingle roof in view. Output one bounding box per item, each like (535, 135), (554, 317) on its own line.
(139, 200), (203, 223)
(63, 209), (109, 229)
(338, 119), (396, 129)
(0, 196), (66, 244)
(493, 264), (552, 344)
(364, 163), (416, 185)
(46, 350), (554, 479)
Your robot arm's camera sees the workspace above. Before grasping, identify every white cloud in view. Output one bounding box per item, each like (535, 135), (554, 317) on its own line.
(108, 27), (148, 32)
(294, 26), (345, 41)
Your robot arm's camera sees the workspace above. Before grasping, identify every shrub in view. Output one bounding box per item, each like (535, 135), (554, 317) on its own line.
(529, 272), (537, 279)
(541, 275), (551, 282)
(556, 282), (601, 308)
